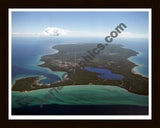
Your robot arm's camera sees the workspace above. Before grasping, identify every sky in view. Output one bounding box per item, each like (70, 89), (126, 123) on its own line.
(11, 10), (150, 38)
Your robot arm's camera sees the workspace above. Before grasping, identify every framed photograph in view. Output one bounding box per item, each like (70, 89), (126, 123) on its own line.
(9, 8), (151, 120)
(0, 0), (159, 127)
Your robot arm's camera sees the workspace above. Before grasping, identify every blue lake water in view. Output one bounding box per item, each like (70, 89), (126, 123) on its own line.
(11, 37), (149, 108)
(84, 67), (124, 80)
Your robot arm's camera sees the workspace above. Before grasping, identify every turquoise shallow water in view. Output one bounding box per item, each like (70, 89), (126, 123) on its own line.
(12, 85), (148, 108)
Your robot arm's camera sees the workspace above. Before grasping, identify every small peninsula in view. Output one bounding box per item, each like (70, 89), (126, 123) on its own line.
(12, 43), (148, 95)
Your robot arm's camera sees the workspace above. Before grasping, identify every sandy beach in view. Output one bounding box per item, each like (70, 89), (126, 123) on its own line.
(131, 65), (147, 78)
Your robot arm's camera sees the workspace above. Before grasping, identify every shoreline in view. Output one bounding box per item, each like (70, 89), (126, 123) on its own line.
(12, 74), (69, 93)
(12, 43), (148, 96)
(131, 64), (148, 78)
(127, 51), (148, 78)
(12, 47), (59, 86)
(12, 82), (148, 97)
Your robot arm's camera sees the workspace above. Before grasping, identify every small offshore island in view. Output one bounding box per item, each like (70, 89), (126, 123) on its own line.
(12, 43), (148, 95)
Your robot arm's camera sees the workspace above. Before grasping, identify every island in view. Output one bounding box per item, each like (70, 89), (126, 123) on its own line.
(12, 43), (148, 95)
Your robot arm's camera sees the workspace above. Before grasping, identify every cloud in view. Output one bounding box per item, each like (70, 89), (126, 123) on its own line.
(42, 27), (69, 36)
(12, 27), (149, 39)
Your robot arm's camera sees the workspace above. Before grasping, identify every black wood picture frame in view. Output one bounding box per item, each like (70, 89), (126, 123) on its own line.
(0, 0), (159, 127)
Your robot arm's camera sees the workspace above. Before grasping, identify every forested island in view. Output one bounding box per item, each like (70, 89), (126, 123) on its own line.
(12, 43), (148, 95)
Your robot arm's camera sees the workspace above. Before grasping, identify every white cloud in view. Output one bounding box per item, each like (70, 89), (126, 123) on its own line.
(12, 27), (148, 39)
(42, 27), (69, 36)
